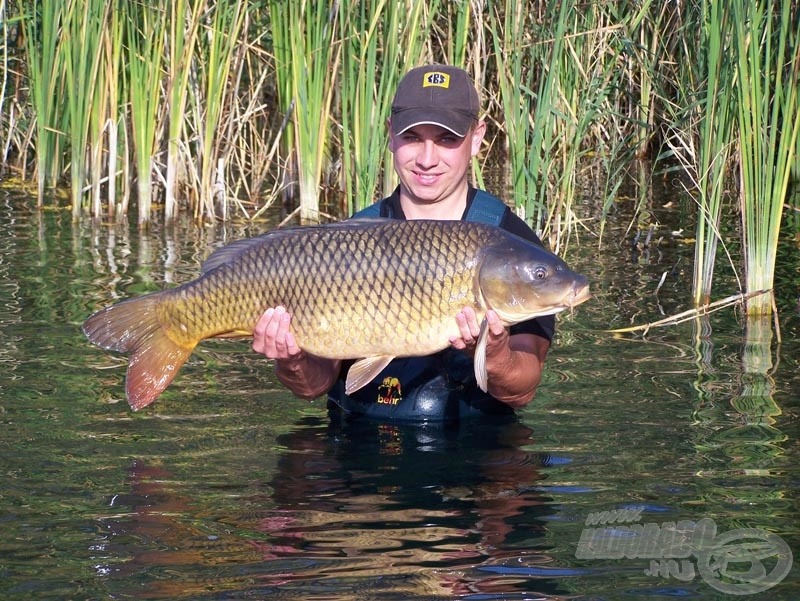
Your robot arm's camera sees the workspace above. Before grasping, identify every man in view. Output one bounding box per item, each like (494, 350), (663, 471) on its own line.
(252, 64), (555, 421)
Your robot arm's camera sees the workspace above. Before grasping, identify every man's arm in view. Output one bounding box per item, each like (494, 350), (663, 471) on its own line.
(252, 306), (341, 399)
(254, 305), (549, 405)
(450, 308), (550, 407)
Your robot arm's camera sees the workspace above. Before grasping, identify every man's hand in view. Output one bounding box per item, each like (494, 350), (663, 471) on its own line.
(449, 307), (508, 355)
(253, 306), (305, 361)
(252, 306), (341, 399)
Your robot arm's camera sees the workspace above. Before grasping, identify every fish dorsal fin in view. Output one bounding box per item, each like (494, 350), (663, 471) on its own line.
(201, 236), (269, 274)
(201, 220), (389, 274)
(473, 317), (490, 392)
(201, 227), (309, 273)
(344, 217), (389, 224)
(345, 355), (395, 395)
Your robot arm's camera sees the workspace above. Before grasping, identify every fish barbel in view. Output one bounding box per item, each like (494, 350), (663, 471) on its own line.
(82, 219), (590, 410)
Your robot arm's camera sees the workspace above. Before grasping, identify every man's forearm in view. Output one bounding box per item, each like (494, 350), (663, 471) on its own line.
(276, 355), (342, 399)
(486, 334), (549, 407)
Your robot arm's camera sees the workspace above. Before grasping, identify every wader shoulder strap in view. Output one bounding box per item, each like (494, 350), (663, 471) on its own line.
(466, 190), (508, 226)
(353, 191), (505, 223)
(352, 199), (392, 219)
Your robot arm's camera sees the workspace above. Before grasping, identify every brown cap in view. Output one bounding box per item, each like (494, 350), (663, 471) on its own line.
(390, 65), (479, 137)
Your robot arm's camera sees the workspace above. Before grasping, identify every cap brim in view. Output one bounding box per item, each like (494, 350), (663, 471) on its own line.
(391, 108), (474, 137)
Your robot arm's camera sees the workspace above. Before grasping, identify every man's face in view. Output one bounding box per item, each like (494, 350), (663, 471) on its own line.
(388, 122), (485, 206)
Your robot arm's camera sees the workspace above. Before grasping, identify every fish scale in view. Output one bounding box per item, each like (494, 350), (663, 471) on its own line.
(239, 220), (475, 356)
(83, 219), (590, 410)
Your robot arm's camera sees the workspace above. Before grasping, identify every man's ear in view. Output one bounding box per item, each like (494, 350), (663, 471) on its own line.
(387, 118), (396, 151)
(470, 120), (487, 156)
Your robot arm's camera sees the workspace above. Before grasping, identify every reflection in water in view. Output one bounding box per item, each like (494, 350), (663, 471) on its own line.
(96, 417), (581, 600)
(691, 313), (788, 470)
(0, 196), (22, 388)
(735, 315), (782, 420)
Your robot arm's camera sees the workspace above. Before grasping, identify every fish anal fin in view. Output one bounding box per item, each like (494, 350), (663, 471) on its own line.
(474, 317), (490, 392)
(345, 355), (395, 395)
(212, 329), (251, 339)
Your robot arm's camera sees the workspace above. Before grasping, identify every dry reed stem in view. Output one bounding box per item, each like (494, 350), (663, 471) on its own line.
(606, 289), (772, 335)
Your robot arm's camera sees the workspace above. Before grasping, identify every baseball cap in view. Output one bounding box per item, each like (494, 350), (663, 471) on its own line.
(390, 65), (480, 137)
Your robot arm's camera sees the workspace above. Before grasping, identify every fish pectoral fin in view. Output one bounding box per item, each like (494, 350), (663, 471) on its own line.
(345, 355), (395, 395)
(474, 318), (490, 392)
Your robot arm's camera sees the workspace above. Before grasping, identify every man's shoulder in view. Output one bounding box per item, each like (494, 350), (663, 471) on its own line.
(352, 201), (385, 218)
(352, 188), (402, 219)
(466, 189), (508, 226)
(500, 210), (543, 245)
(470, 190), (542, 247)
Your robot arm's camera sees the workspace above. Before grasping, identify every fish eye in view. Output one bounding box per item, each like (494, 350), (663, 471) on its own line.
(533, 266), (548, 280)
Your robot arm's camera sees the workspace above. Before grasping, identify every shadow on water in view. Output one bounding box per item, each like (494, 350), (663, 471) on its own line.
(0, 186), (798, 600)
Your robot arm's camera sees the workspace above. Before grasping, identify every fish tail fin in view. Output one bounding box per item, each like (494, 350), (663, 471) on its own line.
(82, 294), (196, 410)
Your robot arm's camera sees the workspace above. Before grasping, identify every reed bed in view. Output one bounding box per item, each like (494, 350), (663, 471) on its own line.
(733, 0), (800, 315)
(2, 1), (799, 315)
(663, 0), (736, 308)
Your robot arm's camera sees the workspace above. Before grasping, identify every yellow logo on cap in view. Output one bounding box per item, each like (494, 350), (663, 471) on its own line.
(422, 71), (450, 88)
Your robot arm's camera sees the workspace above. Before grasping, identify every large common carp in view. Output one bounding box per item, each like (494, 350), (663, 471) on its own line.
(83, 219), (590, 410)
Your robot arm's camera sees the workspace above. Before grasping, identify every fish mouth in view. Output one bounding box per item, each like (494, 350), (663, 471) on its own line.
(560, 282), (591, 312)
(497, 282), (591, 323)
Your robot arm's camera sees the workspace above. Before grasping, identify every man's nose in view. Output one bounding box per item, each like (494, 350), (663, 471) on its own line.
(416, 140), (437, 167)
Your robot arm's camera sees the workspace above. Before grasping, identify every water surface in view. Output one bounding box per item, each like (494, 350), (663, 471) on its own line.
(1, 189), (798, 600)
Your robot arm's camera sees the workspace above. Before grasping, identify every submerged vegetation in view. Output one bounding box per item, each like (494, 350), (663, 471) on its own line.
(0, 0), (798, 315)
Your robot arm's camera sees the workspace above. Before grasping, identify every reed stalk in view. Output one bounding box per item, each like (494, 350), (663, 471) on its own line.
(269, 0), (341, 223)
(0, 0), (11, 169)
(125, 0), (166, 227)
(491, 0), (623, 252)
(432, 0), (470, 67)
(102, 4), (125, 220)
(23, 0), (64, 205)
(338, 0), (393, 212)
(87, 56), (106, 219)
(733, 0), (800, 315)
(547, 5), (623, 251)
(191, 0), (247, 221)
(488, 0), (544, 226)
(164, 0), (203, 222)
(62, 0), (107, 220)
(226, 47), (285, 219)
(692, 1), (736, 307)
(267, 0), (296, 213)
(667, 0), (737, 307)
(620, 0), (664, 160)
